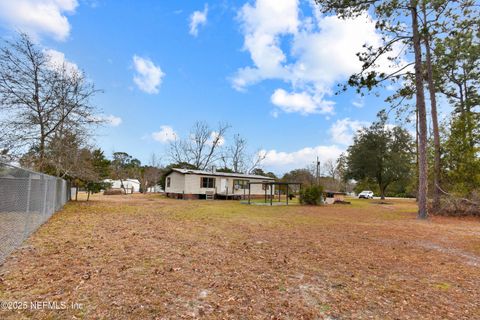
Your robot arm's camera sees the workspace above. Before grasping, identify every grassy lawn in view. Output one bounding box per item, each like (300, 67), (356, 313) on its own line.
(1, 194), (479, 319)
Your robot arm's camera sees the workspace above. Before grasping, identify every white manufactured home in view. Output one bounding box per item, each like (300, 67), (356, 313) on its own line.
(103, 179), (141, 193)
(164, 168), (275, 199)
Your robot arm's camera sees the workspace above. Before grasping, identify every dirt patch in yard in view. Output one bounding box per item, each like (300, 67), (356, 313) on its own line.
(0, 194), (479, 319)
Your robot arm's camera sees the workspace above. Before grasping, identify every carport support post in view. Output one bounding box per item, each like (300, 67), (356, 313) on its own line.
(248, 184), (251, 204)
(286, 185), (289, 205)
(264, 184), (267, 203)
(270, 183), (273, 206)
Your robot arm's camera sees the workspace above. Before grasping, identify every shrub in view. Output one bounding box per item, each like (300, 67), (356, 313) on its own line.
(299, 185), (324, 205)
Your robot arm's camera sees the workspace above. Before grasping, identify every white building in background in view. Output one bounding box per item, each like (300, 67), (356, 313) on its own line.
(147, 185), (164, 193)
(104, 179), (140, 193)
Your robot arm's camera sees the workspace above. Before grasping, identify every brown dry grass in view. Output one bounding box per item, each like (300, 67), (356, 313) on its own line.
(0, 194), (479, 319)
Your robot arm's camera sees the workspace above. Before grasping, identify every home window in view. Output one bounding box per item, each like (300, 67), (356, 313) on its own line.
(262, 183), (270, 190)
(233, 179), (248, 189)
(166, 177), (171, 188)
(201, 177), (215, 188)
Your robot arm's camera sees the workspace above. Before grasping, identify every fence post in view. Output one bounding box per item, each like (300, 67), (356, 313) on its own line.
(42, 177), (48, 218)
(62, 180), (66, 204)
(26, 174), (32, 212)
(53, 178), (58, 211)
(23, 173), (32, 238)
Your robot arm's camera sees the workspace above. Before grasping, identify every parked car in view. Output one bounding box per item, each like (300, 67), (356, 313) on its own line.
(358, 190), (374, 199)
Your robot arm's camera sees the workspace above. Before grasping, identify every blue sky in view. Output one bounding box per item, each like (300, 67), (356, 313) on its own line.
(0, 0), (410, 174)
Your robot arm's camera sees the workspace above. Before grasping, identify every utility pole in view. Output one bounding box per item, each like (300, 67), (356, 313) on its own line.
(316, 156), (320, 185)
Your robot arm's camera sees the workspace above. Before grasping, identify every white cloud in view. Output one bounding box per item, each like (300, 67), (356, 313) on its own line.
(260, 144), (344, 174)
(232, 0), (298, 90)
(132, 55), (165, 94)
(329, 118), (369, 145)
(233, 0), (406, 115)
(103, 115), (122, 127)
(290, 14), (390, 86)
(271, 88), (334, 115)
(189, 4), (208, 37)
(152, 126), (177, 143)
(0, 0), (78, 41)
(44, 48), (79, 73)
(329, 119), (408, 146)
(89, 114), (122, 126)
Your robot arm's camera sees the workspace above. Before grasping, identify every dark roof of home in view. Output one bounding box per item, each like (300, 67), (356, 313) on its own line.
(169, 168), (275, 180)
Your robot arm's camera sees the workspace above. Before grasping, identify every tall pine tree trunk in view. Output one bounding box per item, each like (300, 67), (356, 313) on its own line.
(411, 0), (429, 219)
(415, 107), (419, 201)
(422, 3), (441, 212)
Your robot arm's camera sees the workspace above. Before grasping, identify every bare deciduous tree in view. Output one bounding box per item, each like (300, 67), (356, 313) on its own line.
(0, 33), (100, 171)
(247, 149), (267, 174)
(221, 133), (248, 172)
(322, 159), (338, 181)
(169, 121), (229, 170)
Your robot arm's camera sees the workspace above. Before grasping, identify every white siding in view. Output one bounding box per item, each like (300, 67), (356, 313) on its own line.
(165, 172), (186, 194)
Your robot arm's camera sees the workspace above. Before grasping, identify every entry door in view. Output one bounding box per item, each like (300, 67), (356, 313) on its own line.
(220, 178), (227, 194)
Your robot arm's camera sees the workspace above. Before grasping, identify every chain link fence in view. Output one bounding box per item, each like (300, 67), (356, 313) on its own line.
(0, 162), (70, 264)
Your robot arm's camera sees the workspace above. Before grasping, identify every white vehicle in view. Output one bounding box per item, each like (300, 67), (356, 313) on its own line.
(358, 190), (374, 199)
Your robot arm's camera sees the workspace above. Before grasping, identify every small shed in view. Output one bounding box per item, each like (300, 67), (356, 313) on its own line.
(323, 190), (346, 204)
